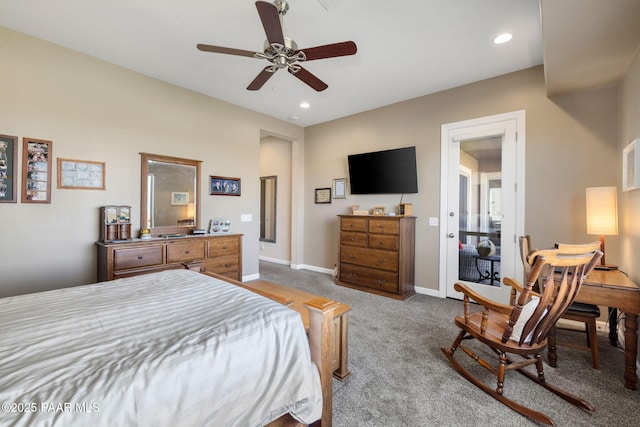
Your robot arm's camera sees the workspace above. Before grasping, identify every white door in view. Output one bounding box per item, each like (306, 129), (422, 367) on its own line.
(439, 111), (525, 304)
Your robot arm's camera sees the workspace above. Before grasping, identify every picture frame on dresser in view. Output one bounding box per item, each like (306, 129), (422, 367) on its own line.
(0, 134), (18, 203)
(21, 137), (52, 203)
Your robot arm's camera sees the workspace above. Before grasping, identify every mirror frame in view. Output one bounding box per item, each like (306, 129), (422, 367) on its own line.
(140, 153), (201, 236)
(260, 175), (277, 243)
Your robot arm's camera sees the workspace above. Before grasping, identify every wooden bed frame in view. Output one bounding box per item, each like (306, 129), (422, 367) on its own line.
(202, 272), (337, 427)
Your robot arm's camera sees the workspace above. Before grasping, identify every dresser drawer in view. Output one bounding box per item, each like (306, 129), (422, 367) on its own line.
(341, 217), (367, 232)
(340, 246), (399, 272)
(368, 219), (400, 235)
(368, 233), (399, 250)
(340, 264), (398, 293)
(208, 238), (240, 258)
(340, 231), (367, 247)
(114, 246), (164, 270)
(202, 256), (239, 275)
(166, 241), (205, 263)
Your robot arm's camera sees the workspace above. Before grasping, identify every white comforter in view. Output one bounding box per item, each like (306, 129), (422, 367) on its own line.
(0, 270), (322, 427)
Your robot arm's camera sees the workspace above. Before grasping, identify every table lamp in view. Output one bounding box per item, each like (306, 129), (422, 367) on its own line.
(586, 186), (618, 270)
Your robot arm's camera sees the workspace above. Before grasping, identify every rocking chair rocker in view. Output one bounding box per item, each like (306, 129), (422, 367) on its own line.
(441, 242), (602, 426)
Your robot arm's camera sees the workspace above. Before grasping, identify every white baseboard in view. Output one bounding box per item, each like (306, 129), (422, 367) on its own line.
(415, 285), (440, 298)
(258, 255), (290, 266)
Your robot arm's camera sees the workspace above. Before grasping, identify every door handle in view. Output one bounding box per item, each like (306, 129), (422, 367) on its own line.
(447, 233), (455, 238)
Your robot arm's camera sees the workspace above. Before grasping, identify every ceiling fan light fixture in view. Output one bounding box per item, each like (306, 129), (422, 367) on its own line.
(493, 33), (513, 44)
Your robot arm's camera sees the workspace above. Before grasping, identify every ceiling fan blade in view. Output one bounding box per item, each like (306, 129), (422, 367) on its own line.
(288, 66), (328, 92)
(197, 44), (257, 58)
(297, 41), (357, 61)
(255, 1), (285, 46)
(247, 66), (276, 91)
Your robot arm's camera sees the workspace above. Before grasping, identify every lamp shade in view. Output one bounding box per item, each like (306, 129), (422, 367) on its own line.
(586, 186), (618, 236)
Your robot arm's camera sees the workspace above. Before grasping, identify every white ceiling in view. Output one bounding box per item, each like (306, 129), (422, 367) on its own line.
(0, 1), (637, 127)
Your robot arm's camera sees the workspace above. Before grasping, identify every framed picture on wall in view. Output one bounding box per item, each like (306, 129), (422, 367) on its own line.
(57, 158), (105, 190)
(21, 137), (52, 203)
(315, 187), (331, 204)
(210, 176), (241, 196)
(623, 139), (640, 192)
(0, 134), (18, 203)
(171, 192), (189, 205)
(333, 178), (347, 199)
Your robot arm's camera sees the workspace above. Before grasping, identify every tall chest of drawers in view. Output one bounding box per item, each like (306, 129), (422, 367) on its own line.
(97, 234), (243, 282)
(337, 215), (416, 300)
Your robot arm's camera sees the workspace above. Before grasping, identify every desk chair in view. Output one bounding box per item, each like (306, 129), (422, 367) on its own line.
(520, 236), (601, 369)
(441, 242), (602, 426)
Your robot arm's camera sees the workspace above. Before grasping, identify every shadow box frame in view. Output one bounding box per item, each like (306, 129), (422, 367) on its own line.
(22, 137), (52, 204)
(0, 134), (18, 203)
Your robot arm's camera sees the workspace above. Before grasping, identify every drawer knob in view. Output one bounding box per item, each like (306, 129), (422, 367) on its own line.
(378, 225), (384, 229)
(223, 245), (227, 250)
(349, 254), (356, 259)
(378, 241), (385, 245)
(350, 237), (355, 241)
(185, 250), (190, 254)
(378, 279), (386, 284)
(378, 258), (386, 264)
(137, 256), (143, 260)
(348, 273), (356, 278)
(224, 263), (232, 268)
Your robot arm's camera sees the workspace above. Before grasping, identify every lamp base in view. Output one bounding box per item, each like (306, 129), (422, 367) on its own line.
(594, 264), (618, 271)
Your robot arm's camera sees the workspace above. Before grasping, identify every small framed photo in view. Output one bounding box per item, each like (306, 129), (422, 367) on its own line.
(171, 192), (189, 205)
(332, 178), (347, 199)
(210, 176), (241, 196)
(315, 187), (331, 204)
(623, 139), (640, 192)
(372, 206), (386, 215)
(0, 134), (18, 203)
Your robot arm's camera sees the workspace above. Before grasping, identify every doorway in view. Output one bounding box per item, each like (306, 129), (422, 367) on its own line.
(439, 111), (525, 304)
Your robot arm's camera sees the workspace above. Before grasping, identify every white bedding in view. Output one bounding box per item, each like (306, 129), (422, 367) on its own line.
(0, 269), (322, 427)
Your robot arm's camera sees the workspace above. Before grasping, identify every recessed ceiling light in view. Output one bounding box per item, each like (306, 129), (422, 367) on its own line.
(493, 33), (513, 44)
(300, 102), (310, 109)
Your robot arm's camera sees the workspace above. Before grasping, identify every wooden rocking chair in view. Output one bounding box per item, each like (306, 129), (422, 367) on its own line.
(441, 242), (602, 426)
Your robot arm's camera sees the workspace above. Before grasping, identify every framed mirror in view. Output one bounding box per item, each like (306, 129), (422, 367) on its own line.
(260, 175), (277, 242)
(141, 153), (201, 236)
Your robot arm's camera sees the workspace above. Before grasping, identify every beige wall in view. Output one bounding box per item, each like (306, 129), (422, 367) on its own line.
(304, 66), (620, 291)
(0, 27), (304, 297)
(259, 136), (292, 264)
(620, 48), (640, 285)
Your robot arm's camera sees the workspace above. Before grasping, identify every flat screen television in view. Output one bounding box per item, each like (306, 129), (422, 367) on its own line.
(347, 146), (418, 194)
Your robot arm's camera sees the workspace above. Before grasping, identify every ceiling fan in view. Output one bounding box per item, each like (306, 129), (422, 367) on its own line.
(197, 0), (357, 92)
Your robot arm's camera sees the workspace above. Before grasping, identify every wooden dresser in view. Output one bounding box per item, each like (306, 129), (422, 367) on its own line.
(96, 234), (242, 282)
(337, 215), (415, 300)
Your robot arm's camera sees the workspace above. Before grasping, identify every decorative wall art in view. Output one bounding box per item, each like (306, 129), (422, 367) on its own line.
(332, 178), (347, 199)
(21, 138), (52, 203)
(57, 158), (105, 190)
(171, 192), (189, 205)
(210, 176), (241, 196)
(315, 187), (331, 204)
(623, 139), (640, 192)
(0, 134), (17, 203)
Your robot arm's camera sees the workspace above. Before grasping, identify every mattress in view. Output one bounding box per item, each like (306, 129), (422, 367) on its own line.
(0, 269), (322, 426)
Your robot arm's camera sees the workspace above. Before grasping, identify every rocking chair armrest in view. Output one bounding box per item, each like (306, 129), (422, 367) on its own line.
(503, 277), (541, 304)
(453, 282), (513, 315)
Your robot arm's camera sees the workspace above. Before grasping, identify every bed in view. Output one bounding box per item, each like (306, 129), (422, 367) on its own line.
(0, 269), (336, 427)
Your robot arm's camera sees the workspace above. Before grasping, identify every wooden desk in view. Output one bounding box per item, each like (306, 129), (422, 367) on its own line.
(548, 269), (640, 390)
